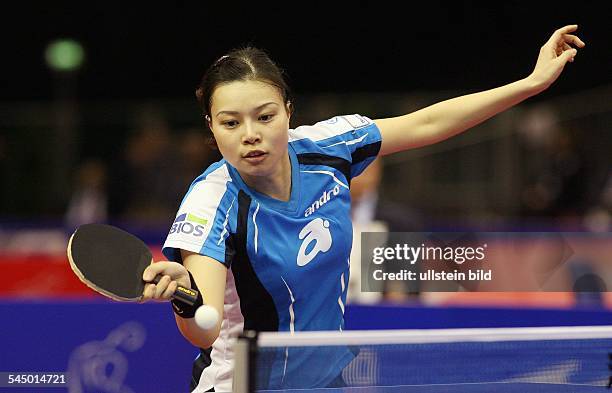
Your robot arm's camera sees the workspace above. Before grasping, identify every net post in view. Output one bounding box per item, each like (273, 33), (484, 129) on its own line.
(233, 330), (258, 393)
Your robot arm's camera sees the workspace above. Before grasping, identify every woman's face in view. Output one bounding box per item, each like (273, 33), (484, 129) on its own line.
(209, 79), (291, 183)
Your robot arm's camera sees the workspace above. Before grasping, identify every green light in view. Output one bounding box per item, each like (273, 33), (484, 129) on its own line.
(45, 39), (85, 71)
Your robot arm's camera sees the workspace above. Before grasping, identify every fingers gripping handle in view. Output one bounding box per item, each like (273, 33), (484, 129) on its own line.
(152, 274), (199, 306)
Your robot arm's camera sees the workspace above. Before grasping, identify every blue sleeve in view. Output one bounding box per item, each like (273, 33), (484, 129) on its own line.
(162, 164), (235, 267)
(291, 114), (382, 179)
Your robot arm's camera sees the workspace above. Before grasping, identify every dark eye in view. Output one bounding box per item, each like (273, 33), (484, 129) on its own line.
(259, 114), (275, 122)
(223, 120), (238, 128)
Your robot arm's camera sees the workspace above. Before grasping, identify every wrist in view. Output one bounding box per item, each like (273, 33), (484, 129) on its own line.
(523, 74), (549, 96)
(171, 271), (203, 318)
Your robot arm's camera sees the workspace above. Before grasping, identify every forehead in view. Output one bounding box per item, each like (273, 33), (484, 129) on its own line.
(211, 80), (283, 114)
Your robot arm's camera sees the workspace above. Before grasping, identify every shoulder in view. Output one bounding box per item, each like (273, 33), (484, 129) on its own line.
(289, 115), (377, 144)
(288, 115), (382, 179)
(288, 114), (381, 159)
(180, 160), (238, 212)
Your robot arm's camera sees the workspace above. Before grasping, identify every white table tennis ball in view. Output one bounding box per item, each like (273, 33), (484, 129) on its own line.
(194, 305), (219, 330)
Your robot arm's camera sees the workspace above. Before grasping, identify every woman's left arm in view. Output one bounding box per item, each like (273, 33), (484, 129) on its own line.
(376, 25), (585, 156)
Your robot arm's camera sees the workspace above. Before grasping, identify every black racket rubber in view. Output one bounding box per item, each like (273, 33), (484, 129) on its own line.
(69, 223), (198, 305)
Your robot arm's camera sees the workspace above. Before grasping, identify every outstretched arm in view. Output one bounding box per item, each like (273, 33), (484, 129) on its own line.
(376, 25), (585, 156)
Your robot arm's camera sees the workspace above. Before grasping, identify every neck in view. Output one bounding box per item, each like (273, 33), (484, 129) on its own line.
(242, 152), (292, 202)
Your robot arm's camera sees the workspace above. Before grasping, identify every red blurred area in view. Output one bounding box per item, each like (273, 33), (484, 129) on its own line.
(0, 246), (165, 298)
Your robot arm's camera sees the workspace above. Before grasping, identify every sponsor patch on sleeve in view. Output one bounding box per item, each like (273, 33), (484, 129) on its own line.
(168, 212), (210, 239)
(341, 114), (371, 130)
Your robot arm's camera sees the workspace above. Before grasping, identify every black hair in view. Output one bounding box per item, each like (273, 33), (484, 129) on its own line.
(195, 47), (292, 148)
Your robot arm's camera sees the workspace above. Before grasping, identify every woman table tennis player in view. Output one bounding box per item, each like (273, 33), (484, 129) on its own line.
(141, 25), (584, 392)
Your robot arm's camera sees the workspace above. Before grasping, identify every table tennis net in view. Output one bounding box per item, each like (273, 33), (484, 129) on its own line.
(232, 326), (612, 392)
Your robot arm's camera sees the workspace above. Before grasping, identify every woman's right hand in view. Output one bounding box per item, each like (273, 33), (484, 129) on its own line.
(527, 25), (585, 93)
(141, 261), (191, 302)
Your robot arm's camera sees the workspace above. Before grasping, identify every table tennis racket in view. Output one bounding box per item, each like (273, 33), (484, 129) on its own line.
(67, 223), (198, 305)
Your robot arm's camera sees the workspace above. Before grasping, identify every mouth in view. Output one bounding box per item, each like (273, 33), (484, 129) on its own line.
(243, 150), (267, 164)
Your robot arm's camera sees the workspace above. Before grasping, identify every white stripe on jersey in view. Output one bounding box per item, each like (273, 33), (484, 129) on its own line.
(281, 276), (296, 334)
(301, 170), (349, 189)
(322, 133), (369, 148)
(218, 196), (236, 246)
(339, 258), (350, 331)
(253, 202), (260, 254)
(338, 270), (346, 316)
(280, 276), (296, 385)
(165, 164), (232, 254)
(288, 115), (373, 143)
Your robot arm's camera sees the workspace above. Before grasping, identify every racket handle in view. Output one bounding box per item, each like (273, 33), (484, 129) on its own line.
(153, 275), (199, 306)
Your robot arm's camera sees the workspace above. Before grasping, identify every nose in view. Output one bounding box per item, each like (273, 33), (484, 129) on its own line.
(241, 120), (261, 145)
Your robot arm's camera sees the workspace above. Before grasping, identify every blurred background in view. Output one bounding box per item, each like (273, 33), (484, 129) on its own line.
(0, 2), (610, 391)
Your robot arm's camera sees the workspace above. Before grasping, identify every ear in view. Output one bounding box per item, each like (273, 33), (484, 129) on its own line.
(286, 101), (293, 118)
(204, 115), (213, 130)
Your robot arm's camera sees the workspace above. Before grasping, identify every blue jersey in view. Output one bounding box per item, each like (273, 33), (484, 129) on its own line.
(163, 114), (381, 391)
